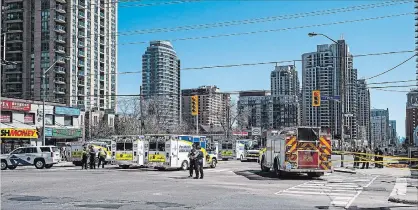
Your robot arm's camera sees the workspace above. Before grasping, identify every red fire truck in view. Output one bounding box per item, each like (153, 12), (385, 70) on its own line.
(259, 127), (333, 178)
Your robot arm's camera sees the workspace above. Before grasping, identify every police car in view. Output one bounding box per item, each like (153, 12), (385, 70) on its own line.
(1, 146), (61, 170)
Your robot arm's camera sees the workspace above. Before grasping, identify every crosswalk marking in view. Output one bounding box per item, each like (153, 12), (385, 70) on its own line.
(275, 174), (378, 208)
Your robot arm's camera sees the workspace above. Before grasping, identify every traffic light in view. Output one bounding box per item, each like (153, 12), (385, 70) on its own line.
(312, 90), (321, 107)
(191, 95), (199, 116)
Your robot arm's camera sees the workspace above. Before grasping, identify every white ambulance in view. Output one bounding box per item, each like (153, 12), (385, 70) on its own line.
(155, 135), (217, 170)
(144, 134), (170, 168)
(111, 135), (147, 169)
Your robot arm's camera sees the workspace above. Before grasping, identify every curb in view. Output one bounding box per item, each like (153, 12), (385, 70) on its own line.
(388, 196), (418, 205)
(334, 168), (356, 174)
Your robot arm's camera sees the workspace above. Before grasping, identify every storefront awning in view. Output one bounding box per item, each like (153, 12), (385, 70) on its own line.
(0, 123), (36, 129)
(0, 123), (38, 138)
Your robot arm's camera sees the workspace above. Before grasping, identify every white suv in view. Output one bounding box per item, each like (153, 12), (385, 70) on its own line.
(1, 146), (61, 170)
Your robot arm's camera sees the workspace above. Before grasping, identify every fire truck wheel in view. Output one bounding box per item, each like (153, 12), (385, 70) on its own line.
(274, 158), (284, 178)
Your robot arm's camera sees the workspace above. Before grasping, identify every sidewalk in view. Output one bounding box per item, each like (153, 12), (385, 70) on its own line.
(388, 177), (418, 205)
(55, 161), (74, 167)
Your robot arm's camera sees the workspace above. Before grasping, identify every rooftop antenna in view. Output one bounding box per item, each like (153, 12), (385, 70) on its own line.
(340, 34), (344, 40)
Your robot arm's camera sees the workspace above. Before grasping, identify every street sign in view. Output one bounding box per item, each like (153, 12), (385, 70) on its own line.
(252, 127), (261, 136)
(320, 95), (341, 101)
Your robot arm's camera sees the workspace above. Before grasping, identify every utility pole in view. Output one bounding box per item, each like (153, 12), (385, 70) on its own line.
(140, 85), (144, 135)
(308, 32), (345, 167)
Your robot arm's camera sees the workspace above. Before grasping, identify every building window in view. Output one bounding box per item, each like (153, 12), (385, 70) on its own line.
(24, 113), (35, 124)
(94, 116), (98, 125)
(45, 114), (54, 125)
(0, 111), (12, 123)
(64, 116), (73, 126)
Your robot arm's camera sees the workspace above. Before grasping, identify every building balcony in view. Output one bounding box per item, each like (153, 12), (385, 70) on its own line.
(100, 67), (105, 72)
(54, 16), (66, 23)
(100, 23), (105, 28)
(78, 0), (86, 8)
(54, 88), (66, 94)
(4, 78), (23, 84)
(6, 48), (23, 53)
(78, 82), (85, 87)
(7, 27), (23, 33)
(78, 62), (85, 67)
(4, 68), (23, 74)
(78, 12), (85, 19)
(55, 26), (66, 33)
(55, 47), (66, 54)
(100, 76), (105, 81)
(56, 5), (66, 13)
(55, 67), (66, 74)
(78, 32), (86, 38)
(5, 88), (22, 94)
(5, 18), (23, 23)
(78, 42), (85, 48)
(56, 36), (66, 43)
(7, 35), (23, 42)
(56, 57), (67, 64)
(78, 71), (85, 76)
(100, 12), (105, 18)
(79, 23), (86, 28)
(78, 51), (85, 57)
(54, 78), (66, 84)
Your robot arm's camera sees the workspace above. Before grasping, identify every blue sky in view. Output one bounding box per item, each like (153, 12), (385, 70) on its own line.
(117, 0), (414, 137)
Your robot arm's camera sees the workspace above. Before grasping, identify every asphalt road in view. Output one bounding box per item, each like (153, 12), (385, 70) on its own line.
(1, 160), (416, 210)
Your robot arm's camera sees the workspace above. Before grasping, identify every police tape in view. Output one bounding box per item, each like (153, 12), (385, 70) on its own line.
(333, 151), (418, 161)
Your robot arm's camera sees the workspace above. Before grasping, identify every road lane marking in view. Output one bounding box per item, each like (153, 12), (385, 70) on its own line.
(389, 178), (407, 196)
(344, 176), (378, 209)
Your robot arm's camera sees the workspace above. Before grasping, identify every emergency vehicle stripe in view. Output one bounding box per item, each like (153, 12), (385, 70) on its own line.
(286, 136), (296, 146)
(319, 137), (331, 155)
(289, 143), (297, 153)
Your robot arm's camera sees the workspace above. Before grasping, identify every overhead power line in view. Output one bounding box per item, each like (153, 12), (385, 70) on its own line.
(121, 12), (414, 45)
(367, 79), (416, 85)
(118, 0), (411, 35)
(4, 49), (413, 84)
(364, 53), (416, 80)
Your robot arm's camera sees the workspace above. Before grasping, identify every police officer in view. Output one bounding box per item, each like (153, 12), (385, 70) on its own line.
(188, 145), (197, 178)
(194, 144), (204, 179)
(89, 145), (96, 169)
(81, 147), (88, 170)
(97, 148), (106, 169)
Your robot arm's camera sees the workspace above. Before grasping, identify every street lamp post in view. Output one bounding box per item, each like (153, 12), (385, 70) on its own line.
(308, 32), (345, 167)
(41, 57), (70, 146)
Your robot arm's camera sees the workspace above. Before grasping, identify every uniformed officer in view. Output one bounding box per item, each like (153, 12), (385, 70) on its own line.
(97, 148), (106, 168)
(81, 147), (88, 170)
(188, 144), (197, 178)
(89, 145), (96, 169)
(194, 144), (204, 179)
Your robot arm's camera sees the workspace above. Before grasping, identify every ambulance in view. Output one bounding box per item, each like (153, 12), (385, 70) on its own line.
(68, 141), (111, 166)
(260, 127), (333, 178)
(219, 139), (234, 160)
(151, 135), (217, 170)
(111, 135), (147, 169)
(144, 134), (170, 168)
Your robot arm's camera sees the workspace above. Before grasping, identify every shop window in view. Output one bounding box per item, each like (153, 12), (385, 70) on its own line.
(0, 111), (12, 123)
(64, 116), (73, 126)
(24, 113), (35, 124)
(45, 114), (54, 125)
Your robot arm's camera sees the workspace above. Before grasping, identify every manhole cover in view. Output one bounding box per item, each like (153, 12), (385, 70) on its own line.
(145, 202), (185, 208)
(75, 204), (123, 209)
(9, 196), (46, 202)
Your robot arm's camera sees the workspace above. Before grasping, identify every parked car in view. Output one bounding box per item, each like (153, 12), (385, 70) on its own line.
(1, 146), (60, 170)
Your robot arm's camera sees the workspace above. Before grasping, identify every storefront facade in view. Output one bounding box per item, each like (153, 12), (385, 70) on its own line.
(1, 98), (84, 153)
(0, 100), (39, 153)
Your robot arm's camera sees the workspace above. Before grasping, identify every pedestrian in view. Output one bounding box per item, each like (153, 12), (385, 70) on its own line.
(194, 144), (204, 179)
(188, 145), (197, 178)
(378, 147), (384, 168)
(81, 147), (88, 170)
(361, 146), (370, 169)
(353, 147), (359, 169)
(97, 148), (106, 169)
(89, 145), (96, 169)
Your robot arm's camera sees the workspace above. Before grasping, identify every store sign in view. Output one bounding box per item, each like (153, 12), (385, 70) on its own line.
(0, 114), (11, 123)
(1, 100), (31, 111)
(54, 106), (80, 116)
(24, 114), (34, 124)
(44, 128), (82, 138)
(0, 128), (38, 138)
